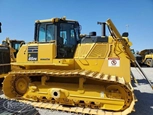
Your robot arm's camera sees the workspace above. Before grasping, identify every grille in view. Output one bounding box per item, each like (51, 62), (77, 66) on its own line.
(88, 44), (108, 58)
(78, 45), (92, 58)
(136, 57), (142, 61)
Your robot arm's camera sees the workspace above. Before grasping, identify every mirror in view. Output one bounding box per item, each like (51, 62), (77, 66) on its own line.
(122, 32), (129, 37)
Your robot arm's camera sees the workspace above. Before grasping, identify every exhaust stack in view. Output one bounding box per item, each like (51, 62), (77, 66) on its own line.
(97, 22), (106, 36)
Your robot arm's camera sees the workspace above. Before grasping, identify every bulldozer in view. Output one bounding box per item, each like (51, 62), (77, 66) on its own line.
(1, 38), (25, 62)
(0, 22), (25, 62)
(1, 38), (25, 75)
(2, 17), (152, 115)
(0, 22), (25, 78)
(139, 49), (153, 67)
(0, 23), (11, 79)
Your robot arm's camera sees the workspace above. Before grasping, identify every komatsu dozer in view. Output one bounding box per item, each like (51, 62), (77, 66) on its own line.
(2, 17), (141, 115)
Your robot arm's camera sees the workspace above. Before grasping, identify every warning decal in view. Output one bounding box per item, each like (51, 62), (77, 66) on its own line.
(108, 58), (120, 67)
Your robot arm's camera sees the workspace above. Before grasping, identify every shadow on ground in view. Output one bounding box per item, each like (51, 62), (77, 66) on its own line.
(130, 90), (153, 115)
(132, 79), (153, 86)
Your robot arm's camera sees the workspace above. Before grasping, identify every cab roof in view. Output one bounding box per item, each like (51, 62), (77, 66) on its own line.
(35, 16), (78, 23)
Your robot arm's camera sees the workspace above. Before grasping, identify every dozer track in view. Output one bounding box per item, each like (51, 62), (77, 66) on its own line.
(2, 69), (136, 115)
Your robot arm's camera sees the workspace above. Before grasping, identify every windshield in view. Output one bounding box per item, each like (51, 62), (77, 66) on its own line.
(59, 23), (80, 47)
(2, 41), (21, 50)
(2, 41), (7, 45)
(38, 23), (55, 42)
(35, 21), (80, 44)
(130, 49), (135, 54)
(11, 42), (21, 50)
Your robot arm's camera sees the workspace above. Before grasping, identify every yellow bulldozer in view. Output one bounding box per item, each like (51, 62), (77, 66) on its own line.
(0, 38), (25, 79)
(0, 39), (25, 79)
(0, 22), (25, 78)
(1, 37), (25, 62)
(2, 17), (152, 115)
(139, 49), (153, 67)
(0, 22), (11, 79)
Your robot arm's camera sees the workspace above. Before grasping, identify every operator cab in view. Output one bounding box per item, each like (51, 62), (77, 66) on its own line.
(34, 17), (81, 58)
(2, 40), (25, 58)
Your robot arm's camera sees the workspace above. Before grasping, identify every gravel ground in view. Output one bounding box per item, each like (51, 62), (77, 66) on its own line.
(130, 67), (153, 115)
(0, 67), (153, 115)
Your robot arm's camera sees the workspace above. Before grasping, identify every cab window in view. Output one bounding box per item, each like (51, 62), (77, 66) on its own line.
(38, 24), (55, 42)
(57, 22), (79, 58)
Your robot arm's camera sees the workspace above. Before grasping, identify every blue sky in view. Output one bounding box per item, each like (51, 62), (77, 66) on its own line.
(0, 0), (153, 51)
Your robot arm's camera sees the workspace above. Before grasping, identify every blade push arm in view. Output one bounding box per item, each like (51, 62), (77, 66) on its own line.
(106, 19), (153, 89)
(106, 19), (122, 39)
(106, 19), (135, 62)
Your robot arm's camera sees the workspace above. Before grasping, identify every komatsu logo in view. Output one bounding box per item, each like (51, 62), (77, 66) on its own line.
(28, 57), (37, 61)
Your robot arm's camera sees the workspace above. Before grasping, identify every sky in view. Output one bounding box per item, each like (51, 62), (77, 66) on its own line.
(0, 0), (153, 51)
